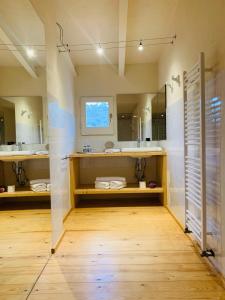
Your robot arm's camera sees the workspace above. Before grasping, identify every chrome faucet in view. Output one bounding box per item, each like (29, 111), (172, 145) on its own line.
(17, 142), (22, 151)
(137, 137), (141, 148)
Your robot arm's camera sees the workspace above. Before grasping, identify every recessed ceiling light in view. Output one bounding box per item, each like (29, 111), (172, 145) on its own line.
(96, 44), (104, 55)
(138, 40), (144, 51)
(26, 48), (36, 58)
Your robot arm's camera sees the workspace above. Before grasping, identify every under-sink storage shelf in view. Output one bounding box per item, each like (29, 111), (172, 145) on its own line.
(69, 151), (167, 205)
(0, 189), (50, 198)
(0, 154), (50, 198)
(75, 184), (164, 195)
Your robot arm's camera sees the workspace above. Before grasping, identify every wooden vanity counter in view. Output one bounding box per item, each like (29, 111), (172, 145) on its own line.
(69, 151), (166, 158)
(0, 154), (49, 162)
(69, 151), (167, 206)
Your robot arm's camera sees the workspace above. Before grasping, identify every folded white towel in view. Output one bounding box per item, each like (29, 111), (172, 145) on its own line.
(35, 150), (49, 155)
(30, 179), (50, 185)
(95, 177), (126, 182)
(30, 182), (47, 188)
(31, 185), (47, 192)
(105, 148), (121, 153)
(46, 183), (51, 192)
(95, 181), (110, 189)
(30, 182), (47, 192)
(110, 180), (127, 190)
(31, 188), (46, 192)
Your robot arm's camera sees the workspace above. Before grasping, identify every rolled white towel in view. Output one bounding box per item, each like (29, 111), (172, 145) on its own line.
(95, 177), (126, 182)
(95, 181), (110, 189)
(110, 180), (127, 190)
(30, 179), (50, 185)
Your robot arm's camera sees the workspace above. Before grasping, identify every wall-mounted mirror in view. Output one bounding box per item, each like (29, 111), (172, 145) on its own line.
(0, 96), (44, 145)
(117, 86), (166, 141)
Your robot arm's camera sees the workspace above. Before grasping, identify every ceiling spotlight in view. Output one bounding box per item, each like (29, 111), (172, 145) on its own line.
(138, 40), (144, 51)
(26, 48), (35, 58)
(96, 44), (104, 55)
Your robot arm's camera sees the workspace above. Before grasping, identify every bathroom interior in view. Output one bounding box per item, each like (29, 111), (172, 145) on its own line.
(0, 0), (225, 299)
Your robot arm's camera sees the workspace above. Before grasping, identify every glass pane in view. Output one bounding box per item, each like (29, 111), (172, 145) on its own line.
(85, 101), (110, 128)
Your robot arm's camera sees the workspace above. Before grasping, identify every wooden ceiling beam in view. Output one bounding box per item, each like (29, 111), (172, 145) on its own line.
(0, 14), (38, 78)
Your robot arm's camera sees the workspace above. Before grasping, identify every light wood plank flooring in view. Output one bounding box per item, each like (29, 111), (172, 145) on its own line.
(0, 203), (51, 300)
(1, 200), (225, 299)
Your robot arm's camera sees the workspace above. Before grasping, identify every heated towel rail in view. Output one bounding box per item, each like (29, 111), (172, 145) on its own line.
(184, 52), (214, 257)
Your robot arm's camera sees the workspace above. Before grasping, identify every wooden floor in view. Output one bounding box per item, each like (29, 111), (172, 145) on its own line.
(0, 201), (51, 300)
(1, 200), (225, 299)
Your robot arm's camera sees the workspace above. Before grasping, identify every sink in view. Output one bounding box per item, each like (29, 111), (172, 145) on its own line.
(0, 150), (35, 156)
(121, 147), (162, 152)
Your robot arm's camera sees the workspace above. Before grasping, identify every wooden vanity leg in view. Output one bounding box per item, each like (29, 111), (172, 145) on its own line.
(162, 155), (167, 206)
(69, 158), (80, 208)
(0, 161), (4, 186)
(157, 155), (167, 206)
(69, 158), (75, 208)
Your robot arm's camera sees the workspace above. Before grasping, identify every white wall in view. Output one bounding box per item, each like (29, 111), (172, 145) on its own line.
(75, 63), (158, 151)
(158, 0), (225, 276)
(0, 66), (46, 96)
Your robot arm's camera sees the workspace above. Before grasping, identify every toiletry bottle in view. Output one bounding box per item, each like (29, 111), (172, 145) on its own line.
(83, 145), (87, 153)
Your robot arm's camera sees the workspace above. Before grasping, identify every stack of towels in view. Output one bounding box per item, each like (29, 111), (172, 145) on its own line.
(95, 177), (126, 190)
(30, 179), (51, 192)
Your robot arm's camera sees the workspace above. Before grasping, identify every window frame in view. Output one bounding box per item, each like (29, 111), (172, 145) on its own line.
(80, 96), (114, 135)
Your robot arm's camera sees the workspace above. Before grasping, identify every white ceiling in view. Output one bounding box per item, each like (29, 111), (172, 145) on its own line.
(0, 0), (45, 67)
(0, 37), (21, 66)
(0, 97), (15, 109)
(0, 0), (178, 68)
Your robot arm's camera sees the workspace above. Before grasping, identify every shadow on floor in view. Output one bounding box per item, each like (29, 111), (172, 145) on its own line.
(77, 197), (162, 208)
(0, 198), (50, 210)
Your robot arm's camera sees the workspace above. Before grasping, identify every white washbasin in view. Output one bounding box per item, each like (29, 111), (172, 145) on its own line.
(0, 150), (35, 156)
(121, 147), (162, 152)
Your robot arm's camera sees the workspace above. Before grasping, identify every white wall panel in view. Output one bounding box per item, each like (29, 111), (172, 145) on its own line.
(31, 0), (76, 250)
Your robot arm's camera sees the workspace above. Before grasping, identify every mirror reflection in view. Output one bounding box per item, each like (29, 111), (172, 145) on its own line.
(117, 87), (166, 142)
(0, 96), (44, 146)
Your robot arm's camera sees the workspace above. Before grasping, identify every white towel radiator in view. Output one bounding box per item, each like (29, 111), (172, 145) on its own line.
(183, 52), (214, 257)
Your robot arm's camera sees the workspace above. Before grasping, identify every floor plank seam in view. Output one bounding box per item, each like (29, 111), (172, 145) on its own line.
(25, 254), (52, 300)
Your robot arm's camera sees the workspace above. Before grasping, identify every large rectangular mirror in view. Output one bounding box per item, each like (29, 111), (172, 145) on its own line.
(0, 96), (44, 145)
(117, 86), (166, 141)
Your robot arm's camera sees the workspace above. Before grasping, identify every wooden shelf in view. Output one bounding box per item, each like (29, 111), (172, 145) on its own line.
(0, 154), (49, 162)
(69, 151), (166, 159)
(69, 150), (167, 206)
(75, 184), (164, 195)
(0, 189), (50, 198)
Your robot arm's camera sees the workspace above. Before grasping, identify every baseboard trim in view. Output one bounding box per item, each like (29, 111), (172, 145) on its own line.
(166, 205), (225, 289)
(165, 205), (184, 230)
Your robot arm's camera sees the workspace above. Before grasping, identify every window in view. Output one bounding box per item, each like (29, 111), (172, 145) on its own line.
(81, 97), (114, 135)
